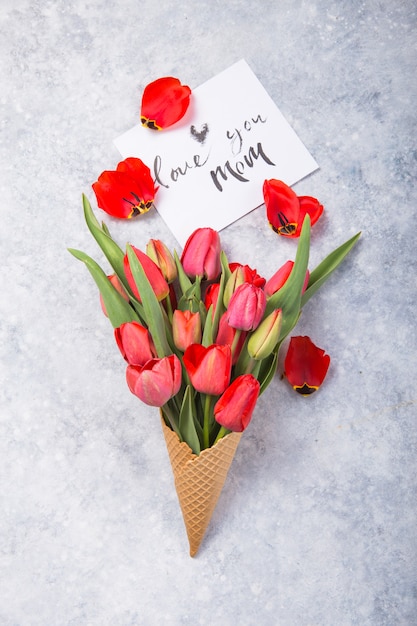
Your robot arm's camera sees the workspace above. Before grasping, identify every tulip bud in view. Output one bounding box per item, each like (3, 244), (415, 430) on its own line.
(247, 309), (282, 360)
(265, 261), (310, 297)
(172, 310), (201, 352)
(226, 283), (266, 331)
(114, 321), (156, 366)
(180, 228), (221, 281)
(214, 374), (260, 432)
(146, 239), (177, 283)
(126, 354), (182, 407)
(223, 265), (246, 307)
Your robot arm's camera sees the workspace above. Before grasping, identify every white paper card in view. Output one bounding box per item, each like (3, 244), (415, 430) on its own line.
(114, 59), (318, 246)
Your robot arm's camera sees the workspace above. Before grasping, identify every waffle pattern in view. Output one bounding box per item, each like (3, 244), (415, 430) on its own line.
(161, 418), (242, 557)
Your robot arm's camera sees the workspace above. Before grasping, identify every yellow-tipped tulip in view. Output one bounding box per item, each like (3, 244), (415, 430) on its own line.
(247, 309), (282, 360)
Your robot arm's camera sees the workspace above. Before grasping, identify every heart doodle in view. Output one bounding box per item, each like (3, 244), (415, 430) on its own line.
(190, 123), (209, 144)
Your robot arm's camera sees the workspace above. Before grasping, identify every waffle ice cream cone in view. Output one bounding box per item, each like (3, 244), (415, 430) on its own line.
(161, 418), (242, 557)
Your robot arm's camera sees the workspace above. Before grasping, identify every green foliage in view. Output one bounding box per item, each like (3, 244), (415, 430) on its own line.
(68, 248), (139, 328)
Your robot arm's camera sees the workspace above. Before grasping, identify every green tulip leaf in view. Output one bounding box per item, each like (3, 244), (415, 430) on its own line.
(174, 250), (193, 295)
(265, 215), (311, 340)
(126, 245), (171, 357)
(301, 231), (361, 307)
(68, 248), (139, 328)
(82, 195), (130, 291)
(177, 280), (202, 313)
(211, 251), (229, 340)
(202, 305), (214, 347)
(257, 348), (279, 395)
(179, 386), (201, 454)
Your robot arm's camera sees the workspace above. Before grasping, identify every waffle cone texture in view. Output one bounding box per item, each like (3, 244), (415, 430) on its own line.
(161, 417), (242, 557)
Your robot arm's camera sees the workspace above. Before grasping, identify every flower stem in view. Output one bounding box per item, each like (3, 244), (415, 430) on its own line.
(213, 425), (231, 445)
(244, 357), (256, 374)
(230, 329), (242, 361)
(203, 394), (213, 449)
(164, 292), (173, 323)
(161, 402), (181, 438)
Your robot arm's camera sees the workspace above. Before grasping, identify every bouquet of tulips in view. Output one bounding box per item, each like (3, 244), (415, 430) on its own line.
(69, 184), (359, 555)
(69, 75), (361, 555)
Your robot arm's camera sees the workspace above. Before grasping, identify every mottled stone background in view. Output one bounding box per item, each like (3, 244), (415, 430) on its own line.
(1, 1), (416, 624)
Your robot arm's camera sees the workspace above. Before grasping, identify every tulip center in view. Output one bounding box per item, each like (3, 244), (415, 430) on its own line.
(273, 211), (297, 236)
(141, 116), (162, 131)
(123, 193), (153, 218)
(294, 383), (318, 396)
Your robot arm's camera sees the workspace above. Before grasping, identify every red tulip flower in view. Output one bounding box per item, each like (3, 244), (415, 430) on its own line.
(226, 283), (266, 331)
(263, 179), (323, 237)
(181, 227), (221, 281)
(215, 313), (247, 364)
(214, 375), (260, 432)
(114, 321), (156, 366)
(92, 157), (157, 219)
(100, 274), (129, 317)
(228, 263), (266, 288)
(140, 77), (191, 131)
(183, 344), (232, 395)
(172, 310), (201, 352)
(123, 245), (169, 302)
(264, 260), (310, 297)
(126, 354), (182, 407)
(284, 336), (330, 395)
(224, 263), (266, 306)
(204, 282), (220, 314)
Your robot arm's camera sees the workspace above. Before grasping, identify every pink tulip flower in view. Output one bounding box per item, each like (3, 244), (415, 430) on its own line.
(172, 310), (201, 352)
(126, 354), (182, 407)
(226, 283), (266, 331)
(180, 228), (221, 280)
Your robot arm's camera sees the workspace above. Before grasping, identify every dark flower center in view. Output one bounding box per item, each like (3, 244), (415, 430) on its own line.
(141, 116), (161, 131)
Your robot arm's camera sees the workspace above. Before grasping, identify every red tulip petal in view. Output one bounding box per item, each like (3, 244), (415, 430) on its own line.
(295, 196), (324, 236)
(284, 336), (330, 395)
(92, 158), (157, 219)
(263, 179), (300, 237)
(141, 77), (191, 130)
(264, 260), (294, 297)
